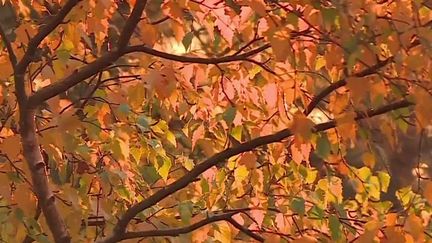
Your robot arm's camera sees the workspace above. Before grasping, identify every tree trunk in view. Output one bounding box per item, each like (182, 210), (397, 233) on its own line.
(19, 107), (71, 243)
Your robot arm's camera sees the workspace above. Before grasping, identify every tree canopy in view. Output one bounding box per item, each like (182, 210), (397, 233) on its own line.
(1, 0), (432, 242)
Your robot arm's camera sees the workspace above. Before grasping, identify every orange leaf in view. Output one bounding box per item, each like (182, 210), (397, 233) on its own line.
(404, 214), (424, 242)
(335, 112), (357, 142)
(238, 152), (257, 169)
(424, 181), (432, 205)
(0, 135), (21, 159)
(346, 77), (370, 106)
(291, 112), (315, 145)
(362, 152), (376, 168)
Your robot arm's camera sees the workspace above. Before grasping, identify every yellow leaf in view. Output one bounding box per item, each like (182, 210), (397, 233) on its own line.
(166, 131), (177, 147)
(315, 56), (326, 70)
(214, 221), (231, 242)
(128, 84), (146, 110)
(53, 60), (66, 79)
(234, 165), (249, 182)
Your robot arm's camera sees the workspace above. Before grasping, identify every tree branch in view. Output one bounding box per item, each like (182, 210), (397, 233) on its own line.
(227, 218), (264, 242)
(0, 23), (17, 67)
(304, 57), (394, 116)
(124, 44), (271, 64)
(117, 0), (147, 49)
(15, 0), (81, 74)
(27, 43), (271, 107)
(100, 99), (413, 243)
(119, 212), (238, 241)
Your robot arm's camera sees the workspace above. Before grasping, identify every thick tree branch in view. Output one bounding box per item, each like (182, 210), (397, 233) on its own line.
(100, 99), (413, 243)
(28, 51), (120, 106)
(117, 0), (147, 49)
(0, 23), (17, 67)
(15, 0), (81, 74)
(28, 43), (272, 107)
(13, 1), (81, 242)
(119, 212), (238, 241)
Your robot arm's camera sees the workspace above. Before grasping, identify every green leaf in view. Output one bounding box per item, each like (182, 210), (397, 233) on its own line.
(141, 166), (161, 184)
(329, 215), (341, 240)
(182, 32), (194, 51)
(118, 104), (130, 114)
(14, 208), (24, 222)
(223, 106), (237, 124)
(179, 201), (193, 224)
(322, 8), (338, 25)
(316, 135), (331, 158)
(116, 185), (131, 201)
(308, 205), (324, 219)
(291, 197), (305, 215)
(137, 115), (150, 131)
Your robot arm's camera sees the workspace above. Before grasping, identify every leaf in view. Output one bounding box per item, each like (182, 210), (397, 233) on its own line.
(291, 112), (315, 145)
(223, 106), (237, 125)
(214, 221), (231, 242)
(404, 214), (424, 242)
(247, 0), (267, 16)
(238, 152), (257, 169)
(157, 156), (172, 181)
(182, 31), (194, 51)
(146, 68), (177, 99)
(423, 181), (432, 206)
(141, 166), (161, 184)
(269, 28), (292, 61)
(130, 147), (142, 163)
(362, 152), (376, 168)
(179, 201), (193, 224)
(328, 215), (341, 240)
(141, 23), (158, 47)
(234, 165), (249, 182)
(347, 77), (370, 105)
(0, 135), (21, 159)
(290, 198), (305, 215)
(378, 172), (390, 193)
(166, 131), (177, 147)
(335, 112), (357, 142)
(316, 134), (331, 159)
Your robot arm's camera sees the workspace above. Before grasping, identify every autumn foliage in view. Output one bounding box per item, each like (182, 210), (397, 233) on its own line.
(1, 0), (432, 242)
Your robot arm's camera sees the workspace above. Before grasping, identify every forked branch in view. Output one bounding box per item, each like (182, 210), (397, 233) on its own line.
(101, 99), (413, 243)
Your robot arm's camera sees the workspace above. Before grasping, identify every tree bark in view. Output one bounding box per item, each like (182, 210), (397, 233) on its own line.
(19, 106), (71, 243)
